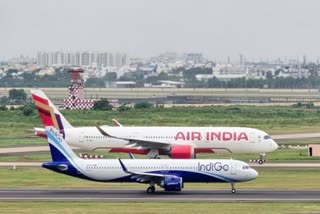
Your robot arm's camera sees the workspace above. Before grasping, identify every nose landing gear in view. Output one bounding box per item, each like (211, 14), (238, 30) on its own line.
(258, 153), (265, 165)
(231, 183), (236, 194)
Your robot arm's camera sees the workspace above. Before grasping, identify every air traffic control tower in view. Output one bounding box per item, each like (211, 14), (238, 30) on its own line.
(63, 68), (95, 110)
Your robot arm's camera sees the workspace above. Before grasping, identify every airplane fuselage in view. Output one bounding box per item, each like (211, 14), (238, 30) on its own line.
(64, 126), (278, 154)
(43, 158), (257, 183)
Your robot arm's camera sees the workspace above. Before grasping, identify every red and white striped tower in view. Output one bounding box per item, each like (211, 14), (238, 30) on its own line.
(63, 68), (95, 110)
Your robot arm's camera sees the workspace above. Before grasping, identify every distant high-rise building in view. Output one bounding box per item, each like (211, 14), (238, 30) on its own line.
(69, 52), (76, 66)
(186, 53), (205, 64)
(36, 51), (129, 67)
(7, 55), (36, 64)
(37, 52), (48, 66)
(121, 53), (128, 66)
(115, 52), (125, 68)
(108, 53), (114, 67)
(56, 52), (64, 65)
(81, 52), (90, 66)
(101, 52), (108, 67)
(303, 55), (307, 65)
(75, 52), (81, 66)
(47, 52), (55, 66)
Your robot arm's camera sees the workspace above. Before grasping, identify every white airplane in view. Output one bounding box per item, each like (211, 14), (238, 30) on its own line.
(43, 126), (258, 193)
(31, 89), (278, 164)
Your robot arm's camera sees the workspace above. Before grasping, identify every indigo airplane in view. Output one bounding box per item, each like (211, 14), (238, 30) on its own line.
(43, 126), (258, 193)
(32, 89), (278, 164)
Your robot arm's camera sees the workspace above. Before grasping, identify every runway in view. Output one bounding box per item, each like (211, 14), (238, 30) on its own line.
(0, 189), (319, 202)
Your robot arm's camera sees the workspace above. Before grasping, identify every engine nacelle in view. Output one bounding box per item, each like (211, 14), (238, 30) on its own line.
(35, 131), (47, 138)
(160, 177), (183, 191)
(170, 145), (195, 159)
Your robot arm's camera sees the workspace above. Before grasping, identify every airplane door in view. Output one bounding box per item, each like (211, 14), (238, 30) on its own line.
(249, 132), (255, 143)
(79, 131), (84, 143)
(230, 162), (236, 175)
(76, 159), (84, 175)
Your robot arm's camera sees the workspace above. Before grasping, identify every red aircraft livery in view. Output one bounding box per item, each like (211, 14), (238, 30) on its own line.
(175, 131), (249, 141)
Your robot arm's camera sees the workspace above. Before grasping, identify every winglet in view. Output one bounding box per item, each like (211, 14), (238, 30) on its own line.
(112, 119), (123, 127)
(118, 159), (129, 173)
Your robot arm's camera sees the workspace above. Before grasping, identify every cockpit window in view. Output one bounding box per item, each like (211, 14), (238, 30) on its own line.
(242, 166), (251, 169)
(264, 135), (271, 140)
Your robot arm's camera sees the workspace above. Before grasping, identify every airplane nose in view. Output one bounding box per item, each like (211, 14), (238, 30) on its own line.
(272, 140), (279, 151)
(249, 169), (259, 180)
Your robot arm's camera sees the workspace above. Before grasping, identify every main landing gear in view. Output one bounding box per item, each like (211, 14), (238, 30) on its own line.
(147, 181), (156, 194)
(231, 183), (236, 194)
(147, 186), (156, 194)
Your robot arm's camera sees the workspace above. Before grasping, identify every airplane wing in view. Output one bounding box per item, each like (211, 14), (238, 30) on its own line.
(118, 159), (176, 183)
(97, 126), (172, 149)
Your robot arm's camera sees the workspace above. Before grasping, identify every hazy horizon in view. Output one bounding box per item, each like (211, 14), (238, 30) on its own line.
(1, 0), (320, 61)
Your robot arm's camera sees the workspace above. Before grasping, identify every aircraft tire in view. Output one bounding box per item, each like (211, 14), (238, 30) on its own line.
(147, 186), (155, 194)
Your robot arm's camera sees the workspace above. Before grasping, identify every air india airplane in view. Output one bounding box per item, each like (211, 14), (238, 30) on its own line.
(43, 126), (258, 193)
(31, 89), (278, 164)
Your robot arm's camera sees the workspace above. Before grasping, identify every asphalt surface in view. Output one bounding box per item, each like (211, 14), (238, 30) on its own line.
(0, 189), (319, 202)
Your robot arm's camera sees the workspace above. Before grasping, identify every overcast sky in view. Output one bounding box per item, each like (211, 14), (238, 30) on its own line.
(1, 0), (320, 61)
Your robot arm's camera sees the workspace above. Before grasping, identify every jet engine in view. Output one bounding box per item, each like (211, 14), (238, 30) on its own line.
(160, 177), (183, 191)
(169, 145), (196, 159)
(34, 130), (47, 138)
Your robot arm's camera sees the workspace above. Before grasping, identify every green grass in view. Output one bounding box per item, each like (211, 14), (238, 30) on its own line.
(0, 168), (320, 189)
(0, 138), (46, 148)
(0, 202), (320, 214)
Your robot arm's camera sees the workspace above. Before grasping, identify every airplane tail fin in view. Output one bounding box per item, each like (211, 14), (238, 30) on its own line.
(45, 126), (79, 162)
(31, 89), (73, 136)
